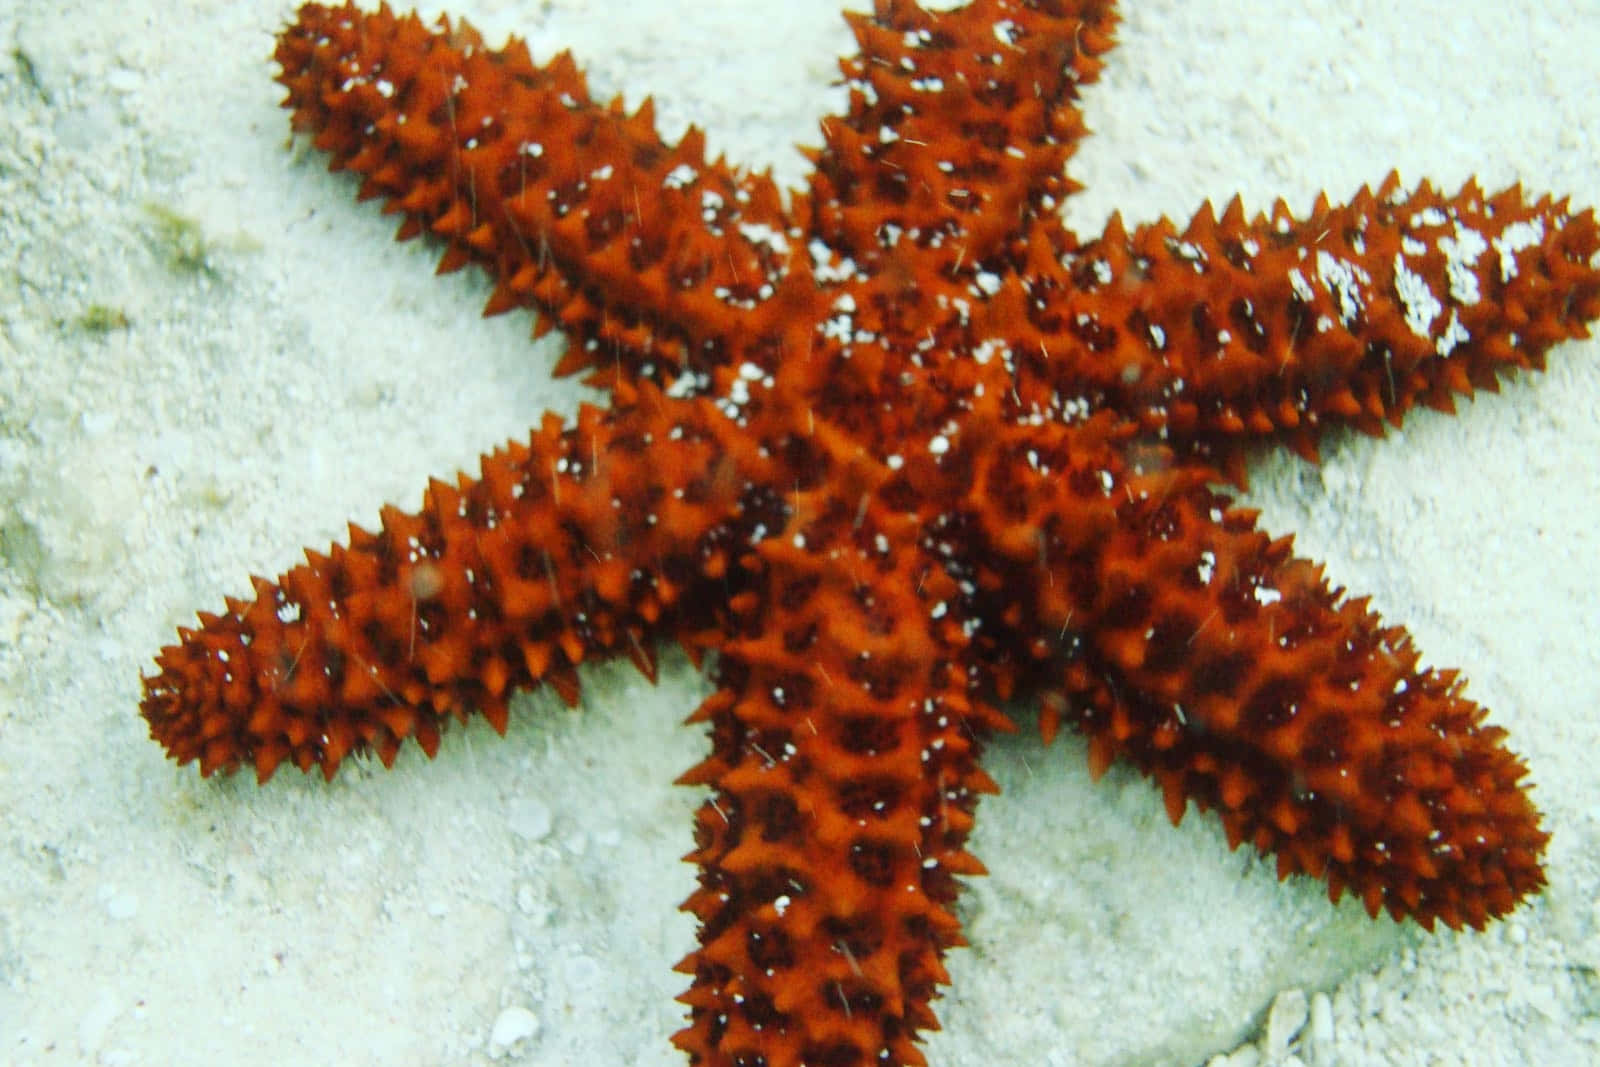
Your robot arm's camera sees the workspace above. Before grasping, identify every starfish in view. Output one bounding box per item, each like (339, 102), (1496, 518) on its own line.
(141, 2), (1600, 1064)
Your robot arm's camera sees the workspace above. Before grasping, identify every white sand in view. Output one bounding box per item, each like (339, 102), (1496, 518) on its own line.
(3, 1), (1598, 1064)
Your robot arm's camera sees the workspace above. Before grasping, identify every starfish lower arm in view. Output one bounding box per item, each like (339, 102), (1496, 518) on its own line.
(971, 430), (1548, 931)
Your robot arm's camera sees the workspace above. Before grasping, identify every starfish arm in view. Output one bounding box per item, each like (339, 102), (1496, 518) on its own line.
(671, 528), (1013, 1067)
(141, 388), (764, 782)
(275, 2), (798, 384)
(1009, 174), (1600, 468)
(965, 425), (1548, 932)
(806, 0), (1118, 277)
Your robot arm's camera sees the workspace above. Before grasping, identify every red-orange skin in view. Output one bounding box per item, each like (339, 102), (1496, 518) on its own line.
(143, 3), (1599, 1064)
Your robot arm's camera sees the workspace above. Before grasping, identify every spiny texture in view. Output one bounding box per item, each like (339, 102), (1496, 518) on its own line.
(141, 3), (1600, 1064)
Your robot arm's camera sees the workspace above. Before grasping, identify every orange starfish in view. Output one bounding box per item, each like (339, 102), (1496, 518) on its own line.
(142, 2), (1600, 1064)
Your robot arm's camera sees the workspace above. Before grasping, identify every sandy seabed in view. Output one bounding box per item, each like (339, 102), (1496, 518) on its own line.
(3, 2), (1599, 1064)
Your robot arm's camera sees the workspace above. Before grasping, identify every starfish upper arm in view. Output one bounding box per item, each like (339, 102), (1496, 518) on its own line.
(805, 0), (1118, 279)
(141, 388), (764, 782)
(1009, 175), (1600, 470)
(274, 2), (798, 385)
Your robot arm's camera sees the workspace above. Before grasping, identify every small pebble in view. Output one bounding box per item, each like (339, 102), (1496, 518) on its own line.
(1263, 988), (1308, 1059)
(488, 1005), (540, 1057)
(78, 992), (120, 1055)
(1221, 1046), (1261, 1067)
(1307, 991), (1334, 1064)
(508, 797), (552, 841)
(80, 410), (116, 437)
(105, 67), (142, 93)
